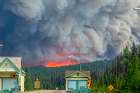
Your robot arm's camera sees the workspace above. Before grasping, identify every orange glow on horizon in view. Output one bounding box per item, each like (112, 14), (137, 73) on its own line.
(43, 59), (78, 67)
(23, 52), (81, 67)
(43, 52), (80, 67)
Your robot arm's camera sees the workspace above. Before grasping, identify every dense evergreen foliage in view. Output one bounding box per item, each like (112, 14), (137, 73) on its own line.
(91, 44), (140, 93)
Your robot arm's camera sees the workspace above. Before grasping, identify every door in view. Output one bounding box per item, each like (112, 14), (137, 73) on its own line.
(2, 78), (17, 90)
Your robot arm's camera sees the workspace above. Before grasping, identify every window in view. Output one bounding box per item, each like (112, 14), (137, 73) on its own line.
(68, 80), (76, 90)
(2, 78), (17, 90)
(78, 80), (87, 89)
(67, 80), (87, 90)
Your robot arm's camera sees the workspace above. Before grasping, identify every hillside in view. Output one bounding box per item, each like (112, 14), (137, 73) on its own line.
(24, 60), (111, 90)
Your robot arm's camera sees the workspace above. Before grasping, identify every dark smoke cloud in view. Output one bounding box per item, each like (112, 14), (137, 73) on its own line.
(0, 0), (140, 63)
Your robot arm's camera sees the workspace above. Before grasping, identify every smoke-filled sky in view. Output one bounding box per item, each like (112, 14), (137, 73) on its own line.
(0, 0), (140, 64)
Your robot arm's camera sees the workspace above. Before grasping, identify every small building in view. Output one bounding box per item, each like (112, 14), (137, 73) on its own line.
(34, 78), (41, 90)
(0, 57), (25, 92)
(65, 71), (91, 92)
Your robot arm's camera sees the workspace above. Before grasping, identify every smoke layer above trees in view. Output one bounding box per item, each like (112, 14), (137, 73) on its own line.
(0, 0), (140, 64)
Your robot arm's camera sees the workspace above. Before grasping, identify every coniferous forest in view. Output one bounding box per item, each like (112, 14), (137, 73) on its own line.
(24, 44), (140, 93)
(91, 44), (140, 93)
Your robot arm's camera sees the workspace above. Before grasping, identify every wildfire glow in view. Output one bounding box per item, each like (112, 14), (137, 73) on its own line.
(24, 52), (80, 67)
(44, 59), (78, 67)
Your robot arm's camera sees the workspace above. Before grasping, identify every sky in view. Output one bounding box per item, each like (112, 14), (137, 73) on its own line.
(0, 0), (140, 65)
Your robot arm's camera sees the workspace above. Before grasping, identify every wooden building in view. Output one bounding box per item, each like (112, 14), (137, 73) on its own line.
(65, 71), (91, 92)
(0, 57), (25, 92)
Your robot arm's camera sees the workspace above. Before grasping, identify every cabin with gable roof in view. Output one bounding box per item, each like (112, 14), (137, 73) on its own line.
(0, 57), (25, 92)
(65, 71), (91, 92)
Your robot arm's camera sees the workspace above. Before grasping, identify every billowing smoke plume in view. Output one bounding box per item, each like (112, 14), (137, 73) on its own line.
(0, 0), (140, 64)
